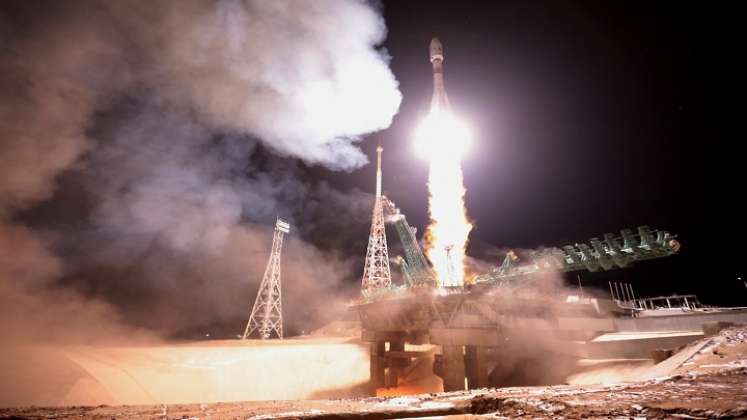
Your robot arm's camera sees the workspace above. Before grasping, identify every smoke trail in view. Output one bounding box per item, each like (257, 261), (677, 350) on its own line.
(0, 0), (401, 342)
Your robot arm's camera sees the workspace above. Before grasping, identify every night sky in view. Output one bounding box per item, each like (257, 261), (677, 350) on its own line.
(353, 1), (743, 305)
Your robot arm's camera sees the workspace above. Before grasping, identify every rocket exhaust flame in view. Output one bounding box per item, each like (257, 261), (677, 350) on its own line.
(416, 38), (473, 288)
(415, 112), (473, 287)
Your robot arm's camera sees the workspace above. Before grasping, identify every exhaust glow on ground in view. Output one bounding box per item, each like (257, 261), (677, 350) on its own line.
(0, 339), (369, 407)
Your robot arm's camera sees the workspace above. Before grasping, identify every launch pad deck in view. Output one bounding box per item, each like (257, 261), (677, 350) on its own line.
(352, 289), (747, 392)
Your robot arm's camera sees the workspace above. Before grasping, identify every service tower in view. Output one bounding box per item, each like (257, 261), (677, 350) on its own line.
(361, 145), (392, 293)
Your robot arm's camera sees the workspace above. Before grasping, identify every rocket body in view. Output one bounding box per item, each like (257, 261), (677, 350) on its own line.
(429, 38), (450, 113)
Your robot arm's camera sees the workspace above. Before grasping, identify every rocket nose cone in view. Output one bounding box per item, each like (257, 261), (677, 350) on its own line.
(429, 37), (443, 62)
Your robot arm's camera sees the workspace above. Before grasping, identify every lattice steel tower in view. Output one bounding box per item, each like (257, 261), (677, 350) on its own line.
(243, 218), (290, 340)
(361, 145), (392, 293)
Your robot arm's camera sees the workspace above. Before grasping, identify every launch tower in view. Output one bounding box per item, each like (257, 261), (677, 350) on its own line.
(361, 145), (392, 293)
(243, 218), (290, 340)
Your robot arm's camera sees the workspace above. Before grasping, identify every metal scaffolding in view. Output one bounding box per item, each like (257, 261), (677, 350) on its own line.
(243, 218), (290, 340)
(361, 146), (392, 294)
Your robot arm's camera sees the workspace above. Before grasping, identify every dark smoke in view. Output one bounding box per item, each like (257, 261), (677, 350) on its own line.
(0, 0), (401, 343)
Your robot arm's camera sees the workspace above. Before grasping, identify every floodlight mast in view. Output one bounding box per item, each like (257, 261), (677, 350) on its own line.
(243, 218), (289, 340)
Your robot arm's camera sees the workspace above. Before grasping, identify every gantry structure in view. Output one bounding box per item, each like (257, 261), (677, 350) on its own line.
(361, 145), (392, 294)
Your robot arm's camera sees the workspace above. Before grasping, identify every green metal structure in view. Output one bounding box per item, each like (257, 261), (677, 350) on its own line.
(475, 225), (680, 286)
(382, 197), (437, 288)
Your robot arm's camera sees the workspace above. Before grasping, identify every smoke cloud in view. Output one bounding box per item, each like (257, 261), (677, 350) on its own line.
(110, 0), (401, 170)
(0, 0), (401, 343)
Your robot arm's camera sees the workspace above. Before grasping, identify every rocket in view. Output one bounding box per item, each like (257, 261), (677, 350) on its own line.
(429, 37), (451, 113)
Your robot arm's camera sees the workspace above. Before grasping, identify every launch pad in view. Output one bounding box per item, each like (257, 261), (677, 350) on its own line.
(353, 281), (747, 393)
(354, 287), (616, 391)
(355, 204), (746, 393)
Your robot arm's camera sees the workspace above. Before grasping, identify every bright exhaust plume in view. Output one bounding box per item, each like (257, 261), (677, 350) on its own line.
(414, 110), (473, 287)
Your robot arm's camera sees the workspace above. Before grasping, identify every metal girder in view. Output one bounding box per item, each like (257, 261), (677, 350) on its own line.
(243, 218), (289, 340)
(361, 195), (392, 293)
(474, 225), (680, 286)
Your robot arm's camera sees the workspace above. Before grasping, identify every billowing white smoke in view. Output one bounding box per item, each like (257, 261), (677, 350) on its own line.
(0, 0), (401, 343)
(1, 0), (400, 211)
(111, 0), (402, 170)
